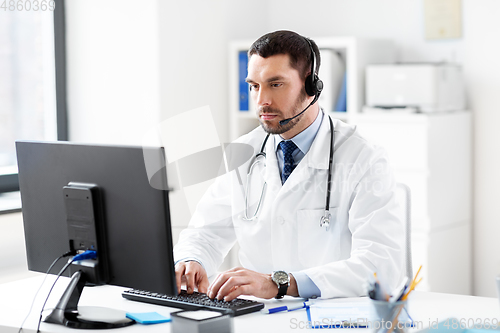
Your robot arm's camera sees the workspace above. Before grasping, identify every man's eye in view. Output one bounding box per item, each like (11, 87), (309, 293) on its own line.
(271, 83), (283, 88)
(249, 84), (259, 91)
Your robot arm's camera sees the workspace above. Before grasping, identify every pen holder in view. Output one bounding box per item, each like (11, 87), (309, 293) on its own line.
(371, 300), (407, 333)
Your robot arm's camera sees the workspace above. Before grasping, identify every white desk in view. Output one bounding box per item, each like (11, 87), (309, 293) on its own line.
(1, 275), (499, 332)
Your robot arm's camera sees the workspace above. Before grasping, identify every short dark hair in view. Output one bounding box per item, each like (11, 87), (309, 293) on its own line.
(248, 30), (321, 80)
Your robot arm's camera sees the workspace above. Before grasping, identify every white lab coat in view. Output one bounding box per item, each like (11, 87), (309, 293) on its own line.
(174, 114), (404, 299)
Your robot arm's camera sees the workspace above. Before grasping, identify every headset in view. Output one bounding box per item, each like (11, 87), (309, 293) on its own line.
(279, 37), (324, 126)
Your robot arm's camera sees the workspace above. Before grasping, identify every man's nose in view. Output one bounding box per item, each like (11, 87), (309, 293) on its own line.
(255, 88), (271, 107)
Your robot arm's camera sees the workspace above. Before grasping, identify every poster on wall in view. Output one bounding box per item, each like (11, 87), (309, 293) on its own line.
(424, 0), (462, 40)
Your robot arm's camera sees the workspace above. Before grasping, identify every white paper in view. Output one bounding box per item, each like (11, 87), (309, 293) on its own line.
(176, 310), (223, 321)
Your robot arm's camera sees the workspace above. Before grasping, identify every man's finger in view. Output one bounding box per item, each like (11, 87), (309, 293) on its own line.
(175, 263), (186, 294)
(208, 272), (228, 299)
(224, 284), (249, 302)
(197, 272), (210, 294)
(216, 275), (249, 300)
(184, 265), (197, 294)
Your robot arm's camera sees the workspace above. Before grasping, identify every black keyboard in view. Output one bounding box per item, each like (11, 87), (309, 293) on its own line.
(122, 289), (264, 316)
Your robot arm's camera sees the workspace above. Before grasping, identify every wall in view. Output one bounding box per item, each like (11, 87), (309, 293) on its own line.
(267, 0), (464, 65)
(65, 0), (162, 145)
(462, 1), (500, 298)
(0, 213), (39, 284)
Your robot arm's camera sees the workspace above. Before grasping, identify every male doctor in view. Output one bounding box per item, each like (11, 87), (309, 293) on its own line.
(174, 30), (403, 301)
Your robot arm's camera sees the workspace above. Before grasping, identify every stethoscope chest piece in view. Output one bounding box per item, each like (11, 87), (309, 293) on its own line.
(320, 211), (331, 231)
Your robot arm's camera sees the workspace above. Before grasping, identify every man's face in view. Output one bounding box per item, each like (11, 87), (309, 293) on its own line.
(246, 54), (310, 135)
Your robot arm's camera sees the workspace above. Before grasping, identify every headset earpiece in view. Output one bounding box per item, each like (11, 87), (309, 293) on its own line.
(304, 38), (323, 98)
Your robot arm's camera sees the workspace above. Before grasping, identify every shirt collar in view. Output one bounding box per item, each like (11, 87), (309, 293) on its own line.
(274, 109), (324, 155)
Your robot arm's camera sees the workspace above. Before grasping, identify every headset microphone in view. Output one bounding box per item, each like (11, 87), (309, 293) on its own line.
(279, 37), (323, 127)
(279, 94), (319, 126)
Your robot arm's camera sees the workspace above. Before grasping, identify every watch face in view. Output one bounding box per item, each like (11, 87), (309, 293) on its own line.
(273, 271), (289, 284)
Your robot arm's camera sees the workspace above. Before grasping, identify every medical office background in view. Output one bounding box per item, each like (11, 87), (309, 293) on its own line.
(1, 0), (499, 298)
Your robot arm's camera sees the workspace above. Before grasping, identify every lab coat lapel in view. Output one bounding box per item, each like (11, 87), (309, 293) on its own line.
(306, 114), (333, 171)
(263, 134), (282, 194)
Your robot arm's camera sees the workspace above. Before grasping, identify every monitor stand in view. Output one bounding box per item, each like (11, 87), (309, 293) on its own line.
(44, 270), (135, 329)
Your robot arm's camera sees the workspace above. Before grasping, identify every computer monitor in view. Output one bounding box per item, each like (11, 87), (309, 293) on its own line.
(16, 140), (177, 328)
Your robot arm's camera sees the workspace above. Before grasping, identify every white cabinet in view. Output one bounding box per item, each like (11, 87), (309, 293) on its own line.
(353, 111), (472, 295)
(228, 37), (395, 140)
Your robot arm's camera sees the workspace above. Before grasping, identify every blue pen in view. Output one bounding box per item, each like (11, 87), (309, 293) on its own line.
(260, 301), (311, 314)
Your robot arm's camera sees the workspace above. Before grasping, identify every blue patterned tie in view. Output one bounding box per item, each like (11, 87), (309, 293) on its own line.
(279, 140), (298, 183)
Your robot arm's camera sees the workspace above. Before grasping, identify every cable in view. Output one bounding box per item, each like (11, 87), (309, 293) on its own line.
(18, 250), (76, 333)
(73, 250), (97, 261)
(36, 259), (74, 332)
(36, 250), (97, 333)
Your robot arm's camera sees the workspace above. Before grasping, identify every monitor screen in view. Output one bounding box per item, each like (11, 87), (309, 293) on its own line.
(16, 140), (177, 295)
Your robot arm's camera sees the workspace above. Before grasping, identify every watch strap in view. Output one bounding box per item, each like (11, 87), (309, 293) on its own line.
(276, 282), (288, 299)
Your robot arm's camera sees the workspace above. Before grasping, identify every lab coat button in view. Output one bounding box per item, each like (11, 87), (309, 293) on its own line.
(277, 216), (285, 225)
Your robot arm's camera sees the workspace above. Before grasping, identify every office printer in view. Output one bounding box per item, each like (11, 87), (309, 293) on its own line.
(365, 63), (465, 112)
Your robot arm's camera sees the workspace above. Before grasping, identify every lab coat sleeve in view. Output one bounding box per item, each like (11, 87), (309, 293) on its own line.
(173, 171), (237, 278)
(303, 146), (404, 299)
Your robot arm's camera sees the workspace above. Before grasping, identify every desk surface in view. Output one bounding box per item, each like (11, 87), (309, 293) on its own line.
(1, 275), (499, 332)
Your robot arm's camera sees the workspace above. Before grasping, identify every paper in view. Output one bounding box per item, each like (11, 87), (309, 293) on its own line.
(175, 310), (223, 321)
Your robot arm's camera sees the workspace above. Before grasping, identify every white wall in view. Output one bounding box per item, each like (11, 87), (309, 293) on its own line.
(267, 0), (464, 65)
(0, 213), (39, 284)
(462, 1), (500, 297)
(66, 0), (162, 145)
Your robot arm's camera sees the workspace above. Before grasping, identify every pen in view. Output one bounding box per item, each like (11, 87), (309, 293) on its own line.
(260, 301), (311, 314)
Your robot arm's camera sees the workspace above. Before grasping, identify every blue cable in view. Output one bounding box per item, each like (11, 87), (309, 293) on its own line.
(73, 250), (97, 261)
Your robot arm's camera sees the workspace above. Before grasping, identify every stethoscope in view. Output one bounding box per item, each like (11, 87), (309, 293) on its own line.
(243, 115), (335, 231)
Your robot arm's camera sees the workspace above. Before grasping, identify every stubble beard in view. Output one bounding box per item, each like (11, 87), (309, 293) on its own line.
(258, 92), (308, 135)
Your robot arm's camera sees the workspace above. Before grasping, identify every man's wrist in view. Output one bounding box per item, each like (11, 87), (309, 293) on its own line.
(287, 273), (299, 297)
(268, 274), (279, 297)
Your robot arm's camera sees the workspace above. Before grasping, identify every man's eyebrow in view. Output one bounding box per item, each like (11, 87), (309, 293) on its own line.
(266, 75), (286, 82)
(245, 76), (286, 83)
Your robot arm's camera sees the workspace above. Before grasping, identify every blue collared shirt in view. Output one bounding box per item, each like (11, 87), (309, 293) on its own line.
(274, 110), (323, 182)
(274, 110), (324, 299)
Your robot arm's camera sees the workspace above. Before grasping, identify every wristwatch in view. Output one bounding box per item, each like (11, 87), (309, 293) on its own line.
(271, 270), (290, 299)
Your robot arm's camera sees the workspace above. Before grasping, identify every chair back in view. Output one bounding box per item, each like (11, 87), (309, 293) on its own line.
(395, 182), (413, 281)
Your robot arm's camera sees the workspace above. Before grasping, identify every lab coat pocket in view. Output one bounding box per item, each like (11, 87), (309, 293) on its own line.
(296, 208), (340, 268)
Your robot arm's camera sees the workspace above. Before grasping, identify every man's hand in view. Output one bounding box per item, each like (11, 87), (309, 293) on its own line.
(207, 267), (299, 302)
(175, 261), (209, 295)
